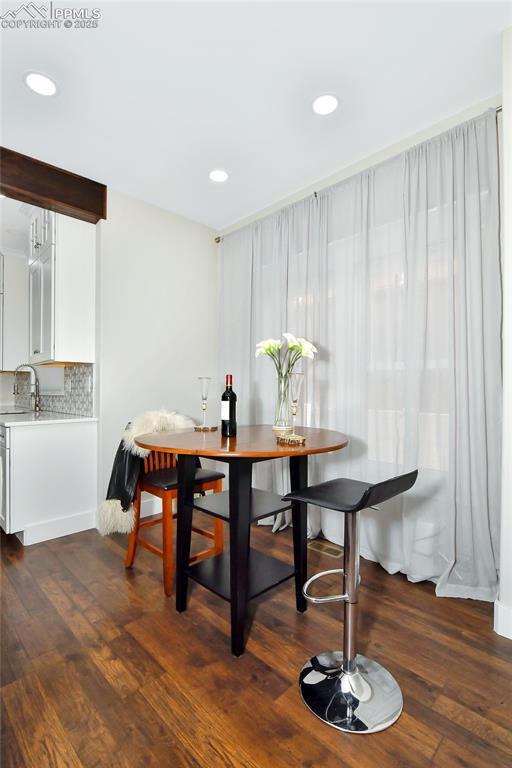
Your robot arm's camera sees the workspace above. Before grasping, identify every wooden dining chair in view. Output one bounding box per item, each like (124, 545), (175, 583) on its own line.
(125, 450), (224, 595)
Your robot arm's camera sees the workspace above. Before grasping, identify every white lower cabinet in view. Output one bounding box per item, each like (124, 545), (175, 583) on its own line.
(0, 420), (97, 545)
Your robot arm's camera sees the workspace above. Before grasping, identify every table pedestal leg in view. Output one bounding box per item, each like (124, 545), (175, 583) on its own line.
(290, 455), (308, 613)
(176, 454), (197, 613)
(229, 459), (252, 656)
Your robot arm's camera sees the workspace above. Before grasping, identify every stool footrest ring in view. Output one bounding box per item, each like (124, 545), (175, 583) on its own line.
(302, 569), (348, 604)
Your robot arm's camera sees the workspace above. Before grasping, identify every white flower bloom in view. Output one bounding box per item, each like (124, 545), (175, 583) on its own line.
(283, 332), (300, 350)
(255, 338), (282, 357)
(298, 338), (318, 359)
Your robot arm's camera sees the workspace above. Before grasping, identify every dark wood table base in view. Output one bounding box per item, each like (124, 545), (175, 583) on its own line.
(176, 454), (308, 656)
(135, 426), (348, 657)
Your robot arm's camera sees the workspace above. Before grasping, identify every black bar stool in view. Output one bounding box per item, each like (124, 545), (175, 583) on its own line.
(283, 469), (418, 734)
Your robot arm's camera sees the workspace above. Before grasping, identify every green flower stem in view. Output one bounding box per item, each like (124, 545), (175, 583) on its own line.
(286, 349), (303, 375)
(266, 349), (283, 376)
(263, 343), (306, 378)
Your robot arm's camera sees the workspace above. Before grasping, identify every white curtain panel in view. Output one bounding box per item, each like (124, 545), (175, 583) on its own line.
(218, 109), (501, 600)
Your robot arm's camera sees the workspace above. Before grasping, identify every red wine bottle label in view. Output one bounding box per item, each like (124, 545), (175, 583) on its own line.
(221, 401), (230, 420)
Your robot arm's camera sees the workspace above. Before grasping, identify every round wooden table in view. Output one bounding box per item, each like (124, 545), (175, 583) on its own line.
(135, 425), (348, 656)
(135, 424), (347, 458)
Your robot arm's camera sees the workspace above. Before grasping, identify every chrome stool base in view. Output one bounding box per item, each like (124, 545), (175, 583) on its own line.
(299, 651), (403, 734)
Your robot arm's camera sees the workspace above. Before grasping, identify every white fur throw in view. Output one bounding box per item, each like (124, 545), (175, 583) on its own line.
(98, 410), (195, 536)
(98, 499), (136, 536)
(122, 410), (195, 456)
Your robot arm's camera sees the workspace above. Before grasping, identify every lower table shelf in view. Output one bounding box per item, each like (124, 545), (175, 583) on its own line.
(192, 488), (293, 523)
(187, 549), (295, 602)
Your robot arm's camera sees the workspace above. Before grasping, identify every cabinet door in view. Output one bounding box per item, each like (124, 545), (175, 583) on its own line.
(0, 430), (10, 535)
(40, 210), (55, 252)
(30, 210), (54, 260)
(28, 212), (95, 365)
(30, 216), (39, 261)
(2, 254), (29, 371)
(29, 259), (42, 360)
(29, 249), (55, 364)
(40, 246), (55, 361)
(53, 214), (95, 362)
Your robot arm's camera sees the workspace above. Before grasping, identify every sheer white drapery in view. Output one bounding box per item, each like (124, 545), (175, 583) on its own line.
(218, 109), (501, 600)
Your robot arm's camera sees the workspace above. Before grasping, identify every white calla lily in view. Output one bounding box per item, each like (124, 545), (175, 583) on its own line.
(256, 331), (317, 431)
(298, 338), (318, 359)
(282, 332), (300, 350)
(255, 332), (317, 374)
(255, 338), (282, 358)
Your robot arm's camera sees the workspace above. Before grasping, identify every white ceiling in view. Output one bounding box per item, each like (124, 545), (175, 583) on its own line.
(1, 1), (511, 231)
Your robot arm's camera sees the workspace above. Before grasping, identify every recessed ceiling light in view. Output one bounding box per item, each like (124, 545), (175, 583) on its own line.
(25, 72), (57, 96)
(312, 94), (338, 116)
(209, 169), (229, 183)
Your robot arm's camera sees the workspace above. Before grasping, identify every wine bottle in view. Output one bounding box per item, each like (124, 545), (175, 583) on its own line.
(221, 374), (237, 437)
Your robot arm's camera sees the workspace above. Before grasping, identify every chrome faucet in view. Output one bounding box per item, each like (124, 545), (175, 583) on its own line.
(13, 364), (41, 413)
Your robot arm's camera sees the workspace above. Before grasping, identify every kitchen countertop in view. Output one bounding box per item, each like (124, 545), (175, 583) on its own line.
(0, 409), (97, 427)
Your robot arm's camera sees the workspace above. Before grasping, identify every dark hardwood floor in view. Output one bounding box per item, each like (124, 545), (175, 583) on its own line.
(1, 517), (511, 767)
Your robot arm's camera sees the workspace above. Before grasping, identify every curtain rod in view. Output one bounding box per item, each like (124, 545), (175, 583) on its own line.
(214, 105), (503, 243)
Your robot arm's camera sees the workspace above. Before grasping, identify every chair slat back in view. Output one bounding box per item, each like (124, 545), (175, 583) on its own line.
(143, 451), (176, 474)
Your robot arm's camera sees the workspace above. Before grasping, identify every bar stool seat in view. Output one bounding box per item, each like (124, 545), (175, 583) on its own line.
(283, 469), (418, 734)
(283, 477), (372, 512)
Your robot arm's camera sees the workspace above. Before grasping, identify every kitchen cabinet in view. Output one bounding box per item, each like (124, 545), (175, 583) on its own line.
(29, 210), (96, 364)
(30, 208), (54, 260)
(29, 258), (42, 359)
(0, 252), (29, 371)
(0, 419), (97, 544)
(29, 245), (54, 362)
(0, 427), (9, 534)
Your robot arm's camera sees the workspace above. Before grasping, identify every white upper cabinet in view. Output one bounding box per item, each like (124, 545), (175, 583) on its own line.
(29, 211), (96, 364)
(30, 208), (54, 260)
(29, 247), (54, 362)
(0, 252), (29, 372)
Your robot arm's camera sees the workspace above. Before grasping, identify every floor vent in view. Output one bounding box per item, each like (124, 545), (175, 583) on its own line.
(308, 539), (343, 559)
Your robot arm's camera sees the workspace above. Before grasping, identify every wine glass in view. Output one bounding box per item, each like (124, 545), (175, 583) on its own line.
(290, 372), (304, 437)
(196, 376), (213, 431)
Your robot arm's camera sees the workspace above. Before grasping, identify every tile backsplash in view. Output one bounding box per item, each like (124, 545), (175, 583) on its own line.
(15, 364), (94, 417)
(0, 374), (15, 405)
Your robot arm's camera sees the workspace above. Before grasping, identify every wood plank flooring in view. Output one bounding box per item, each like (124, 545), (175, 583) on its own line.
(1, 517), (511, 767)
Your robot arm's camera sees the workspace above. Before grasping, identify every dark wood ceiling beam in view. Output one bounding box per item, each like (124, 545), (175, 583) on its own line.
(0, 147), (107, 223)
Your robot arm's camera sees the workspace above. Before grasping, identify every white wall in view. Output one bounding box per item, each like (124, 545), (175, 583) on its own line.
(96, 190), (218, 504)
(495, 29), (512, 639)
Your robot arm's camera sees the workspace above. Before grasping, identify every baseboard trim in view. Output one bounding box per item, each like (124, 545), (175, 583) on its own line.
(17, 509), (95, 546)
(140, 496), (160, 519)
(494, 599), (512, 639)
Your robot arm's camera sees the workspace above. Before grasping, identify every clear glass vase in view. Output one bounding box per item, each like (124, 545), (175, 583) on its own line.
(273, 372), (292, 433)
